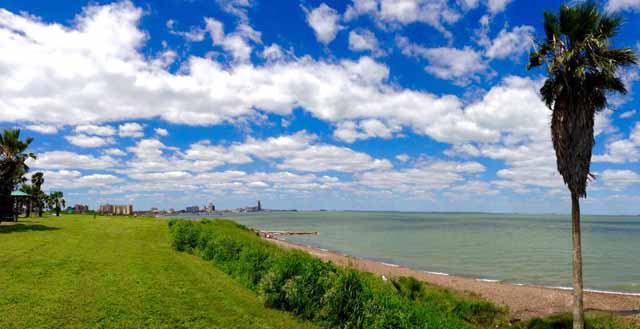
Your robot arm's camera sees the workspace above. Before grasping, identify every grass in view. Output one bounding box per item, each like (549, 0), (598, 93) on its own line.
(169, 218), (511, 328)
(0, 214), (316, 329)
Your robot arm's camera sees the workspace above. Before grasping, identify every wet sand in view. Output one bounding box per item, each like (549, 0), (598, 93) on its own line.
(264, 237), (640, 321)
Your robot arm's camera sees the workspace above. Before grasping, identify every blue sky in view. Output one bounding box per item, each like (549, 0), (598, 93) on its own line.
(1, 0), (640, 214)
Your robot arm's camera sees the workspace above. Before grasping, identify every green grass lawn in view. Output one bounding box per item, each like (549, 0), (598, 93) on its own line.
(0, 214), (315, 329)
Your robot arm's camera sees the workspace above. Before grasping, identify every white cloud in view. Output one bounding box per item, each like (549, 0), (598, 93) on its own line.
(25, 124), (58, 134)
(619, 110), (636, 119)
(154, 128), (169, 136)
(204, 17), (261, 62)
(487, 0), (513, 14)
(484, 25), (534, 59)
(356, 160), (485, 193)
(605, 0), (640, 12)
(348, 29), (383, 56)
(397, 37), (488, 86)
(395, 154), (410, 162)
(304, 3), (342, 44)
(39, 170), (124, 190)
(104, 148), (127, 157)
(30, 151), (118, 170)
(65, 134), (115, 148)
(216, 0), (252, 21)
(594, 122), (640, 163)
(75, 124), (117, 136)
(232, 131), (392, 172)
(333, 119), (398, 143)
(261, 44), (285, 61)
(166, 19), (206, 42)
(600, 169), (640, 190)
(118, 122), (144, 138)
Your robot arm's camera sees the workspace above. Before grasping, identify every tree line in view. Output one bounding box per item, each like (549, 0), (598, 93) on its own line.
(0, 128), (65, 221)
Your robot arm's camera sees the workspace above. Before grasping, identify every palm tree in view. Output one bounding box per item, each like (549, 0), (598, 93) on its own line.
(0, 129), (35, 219)
(31, 172), (45, 217)
(528, 3), (636, 328)
(19, 184), (35, 217)
(47, 191), (65, 217)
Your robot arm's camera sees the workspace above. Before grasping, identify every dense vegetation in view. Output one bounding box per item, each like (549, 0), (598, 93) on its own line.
(0, 214), (315, 329)
(169, 218), (509, 329)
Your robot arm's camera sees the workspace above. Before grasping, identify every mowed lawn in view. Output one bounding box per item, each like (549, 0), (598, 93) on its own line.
(0, 214), (315, 329)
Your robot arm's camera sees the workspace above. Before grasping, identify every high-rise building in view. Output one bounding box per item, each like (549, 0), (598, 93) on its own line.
(257, 200), (262, 211)
(98, 204), (133, 215)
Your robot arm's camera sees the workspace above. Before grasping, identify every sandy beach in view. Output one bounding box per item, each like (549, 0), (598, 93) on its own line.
(264, 237), (640, 322)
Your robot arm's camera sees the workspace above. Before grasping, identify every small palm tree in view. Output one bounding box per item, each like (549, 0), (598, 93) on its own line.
(528, 3), (636, 328)
(19, 184), (35, 217)
(0, 129), (35, 219)
(47, 191), (65, 217)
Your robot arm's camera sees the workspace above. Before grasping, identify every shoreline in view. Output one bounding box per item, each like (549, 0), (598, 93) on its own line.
(263, 236), (640, 321)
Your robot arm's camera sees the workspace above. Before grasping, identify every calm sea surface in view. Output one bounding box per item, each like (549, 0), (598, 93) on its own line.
(172, 211), (640, 293)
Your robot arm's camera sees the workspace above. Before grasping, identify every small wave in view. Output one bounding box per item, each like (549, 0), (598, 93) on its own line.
(476, 278), (501, 283)
(585, 288), (640, 297)
(423, 271), (449, 276)
(381, 262), (400, 268)
(319, 248), (329, 252)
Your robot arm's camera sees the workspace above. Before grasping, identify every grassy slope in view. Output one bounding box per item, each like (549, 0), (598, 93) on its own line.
(0, 214), (315, 329)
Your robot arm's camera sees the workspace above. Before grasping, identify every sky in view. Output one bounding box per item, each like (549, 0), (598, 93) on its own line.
(1, 0), (640, 214)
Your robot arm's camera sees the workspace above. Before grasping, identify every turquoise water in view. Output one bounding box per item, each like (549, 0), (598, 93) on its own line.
(174, 211), (640, 293)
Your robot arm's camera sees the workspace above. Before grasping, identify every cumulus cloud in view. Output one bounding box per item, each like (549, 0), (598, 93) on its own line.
(619, 110), (636, 119)
(118, 122), (144, 138)
(304, 3), (342, 44)
(65, 134), (115, 148)
(154, 128), (169, 136)
(594, 122), (640, 163)
(232, 131), (392, 172)
(356, 160), (485, 193)
(600, 169), (640, 190)
(395, 154), (410, 162)
(166, 19), (206, 42)
(484, 25), (534, 59)
(397, 37), (489, 86)
(29, 151), (119, 170)
(605, 0), (640, 12)
(348, 29), (384, 56)
(333, 119), (398, 143)
(204, 17), (261, 63)
(25, 125), (58, 134)
(75, 124), (117, 136)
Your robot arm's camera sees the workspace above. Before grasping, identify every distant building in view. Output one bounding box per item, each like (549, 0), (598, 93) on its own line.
(207, 202), (215, 212)
(74, 204), (89, 213)
(99, 204), (133, 215)
(257, 200), (262, 211)
(185, 206), (200, 213)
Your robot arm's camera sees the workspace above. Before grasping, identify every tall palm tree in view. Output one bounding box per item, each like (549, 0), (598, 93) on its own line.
(31, 172), (45, 217)
(528, 3), (636, 328)
(0, 129), (35, 219)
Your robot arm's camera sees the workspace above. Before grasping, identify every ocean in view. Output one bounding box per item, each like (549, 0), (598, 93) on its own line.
(172, 211), (640, 294)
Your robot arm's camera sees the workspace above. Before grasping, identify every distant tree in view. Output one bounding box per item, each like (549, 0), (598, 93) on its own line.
(528, 3), (637, 328)
(0, 129), (35, 220)
(31, 172), (45, 217)
(47, 191), (65, 217)
(19, 184), (35, 217)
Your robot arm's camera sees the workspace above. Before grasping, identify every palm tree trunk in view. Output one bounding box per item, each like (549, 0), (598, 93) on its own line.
(571, 192), (585, 329)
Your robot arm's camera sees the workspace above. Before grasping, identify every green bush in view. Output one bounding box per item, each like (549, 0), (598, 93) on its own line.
(168, 219), (513, 329)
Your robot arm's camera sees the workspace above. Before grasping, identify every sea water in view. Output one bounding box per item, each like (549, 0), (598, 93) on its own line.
(174, 211), (640, 293)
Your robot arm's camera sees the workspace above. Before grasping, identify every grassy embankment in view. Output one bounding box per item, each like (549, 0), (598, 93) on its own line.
(169, 218), (637, 329)
(0, 214), (315, 329)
